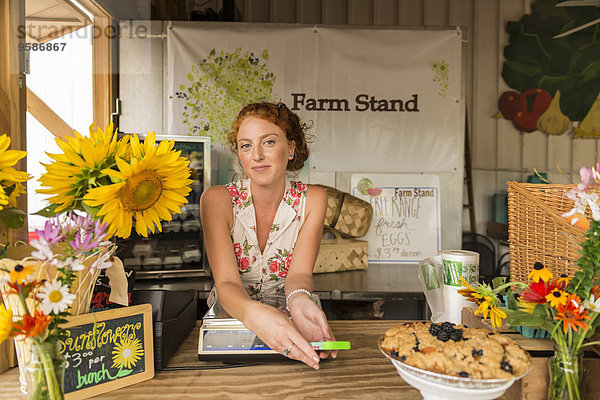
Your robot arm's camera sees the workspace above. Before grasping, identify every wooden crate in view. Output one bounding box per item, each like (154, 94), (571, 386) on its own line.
(461, 307), (600, 400)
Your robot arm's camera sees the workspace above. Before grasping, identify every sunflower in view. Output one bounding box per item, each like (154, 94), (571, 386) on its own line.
(0, 304), (13, 343)
(517, 300), (537, 314)
(554, 294), (590, 335)
(475, 295), (507, 328)
(83, 132), (192, 238)
(546, 289), (569, 308)
(528, 262), (553, 283)
(0, 134), (30, 210)
(556, 274), (572, 286)
(458, 276), (480, 302)
(38, 123), (126, 212)
(112, 337), (143, 369)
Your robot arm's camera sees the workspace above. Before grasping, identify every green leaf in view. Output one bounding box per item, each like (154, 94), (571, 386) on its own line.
(116, 368), (132, 378)
(506, 289), (519, 310)
(0, 208), (26, 229)
(82, 203), (99, 219)
(33, 204), (59, 217)
(492, 276), (508, 294)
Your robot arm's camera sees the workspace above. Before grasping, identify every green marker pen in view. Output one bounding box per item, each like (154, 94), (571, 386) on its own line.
(310, 341), (351, 350)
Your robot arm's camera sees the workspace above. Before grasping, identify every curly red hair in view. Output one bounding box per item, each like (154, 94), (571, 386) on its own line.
(228, 102), (311, 172)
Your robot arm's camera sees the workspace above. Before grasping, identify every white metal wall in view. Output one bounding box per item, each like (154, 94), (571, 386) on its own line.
(119, 0), (600, 236)
(232, 0), (600, 234)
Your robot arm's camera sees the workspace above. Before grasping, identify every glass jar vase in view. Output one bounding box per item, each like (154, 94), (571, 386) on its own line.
(548, 345), (586, 400)
(24, 340), (65, 400)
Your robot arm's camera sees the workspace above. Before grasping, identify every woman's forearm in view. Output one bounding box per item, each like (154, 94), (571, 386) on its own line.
(214, 280), (264, 324)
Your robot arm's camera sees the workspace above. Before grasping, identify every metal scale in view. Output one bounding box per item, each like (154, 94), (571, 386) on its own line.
(197, 295), (322, 362)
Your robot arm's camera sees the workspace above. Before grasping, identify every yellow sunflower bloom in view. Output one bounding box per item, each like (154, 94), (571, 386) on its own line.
(0, 186), (9, 210)
(528, 262), (553, 283)
(38, 123), (120, 212)
(556, 274), (572, 285)
(0, 304), (13, 343)
(546, 289), (569, 308)
(489, 306), (507, 329)
(83, 132), (192, 238)
(112, 337), (143, 369)
(517, 300), (537, 314)
(0, 135), (30, 210)
(9, 263), (34, 284)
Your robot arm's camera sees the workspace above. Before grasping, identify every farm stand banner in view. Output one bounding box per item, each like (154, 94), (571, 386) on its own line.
(167, 23), (462, 173)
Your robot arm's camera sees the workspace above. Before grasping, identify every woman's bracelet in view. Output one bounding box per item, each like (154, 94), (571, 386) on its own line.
(285, 288), (311, 312)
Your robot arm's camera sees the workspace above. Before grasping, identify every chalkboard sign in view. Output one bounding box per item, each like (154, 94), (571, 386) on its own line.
(60, 304), (154, 400)
(351, 174), (441, 263)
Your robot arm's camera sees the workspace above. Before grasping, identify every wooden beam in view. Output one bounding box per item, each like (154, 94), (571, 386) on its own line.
(0, 0), (28, 240)
(76, 0), (118, 129)
(0, 86), (9, 135)
(26, 87), (74, 139)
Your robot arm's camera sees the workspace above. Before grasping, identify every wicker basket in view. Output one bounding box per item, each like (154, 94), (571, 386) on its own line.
(507, 181), (597, 283)
(317, 185), (373, 238)
(313, 230), (368, 274)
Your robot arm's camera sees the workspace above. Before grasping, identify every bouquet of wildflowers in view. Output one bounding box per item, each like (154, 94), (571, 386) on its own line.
(459, 164), (600, 400)
(0, 213), (113, 399)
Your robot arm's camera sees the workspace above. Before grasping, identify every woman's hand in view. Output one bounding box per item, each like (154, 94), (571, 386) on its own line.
(243, 302), (322, 370)
(288, 294), (338, 360)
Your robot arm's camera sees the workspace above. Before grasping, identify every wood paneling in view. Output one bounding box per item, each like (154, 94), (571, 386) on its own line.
(348, 0), (372, 25)
(271, 0), (296, 23)
(398, 0), (424, 26)
(322, 0), (347, 24)
(373, 0), (398, 26)
(424, 0), (448, 26)
(244, 0), (269, 22)
(0, 0), (27, 242)
(296, 0), (321, 24)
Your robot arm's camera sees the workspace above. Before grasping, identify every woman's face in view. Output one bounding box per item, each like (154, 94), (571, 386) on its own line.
(236, 116), (295, 186)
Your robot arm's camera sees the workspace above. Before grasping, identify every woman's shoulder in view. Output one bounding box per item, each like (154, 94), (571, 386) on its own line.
(305, 184), (327, 211)
(306, 184), (326, 200)
(200, 185), (232, 206)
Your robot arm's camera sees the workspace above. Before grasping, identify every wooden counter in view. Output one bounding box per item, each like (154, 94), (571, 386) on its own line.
(0, 321), (522, 399)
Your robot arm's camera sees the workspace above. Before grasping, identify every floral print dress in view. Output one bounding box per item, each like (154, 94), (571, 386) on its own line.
(218, 178), (308, 310)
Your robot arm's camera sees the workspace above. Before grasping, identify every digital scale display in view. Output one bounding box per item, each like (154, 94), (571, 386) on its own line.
(202, 330), (273, 351)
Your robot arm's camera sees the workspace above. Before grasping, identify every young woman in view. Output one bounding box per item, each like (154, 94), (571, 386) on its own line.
(200, 102), (336, 370)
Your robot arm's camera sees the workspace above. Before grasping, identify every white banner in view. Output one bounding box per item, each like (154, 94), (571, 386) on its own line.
(167, 23), (462, 173)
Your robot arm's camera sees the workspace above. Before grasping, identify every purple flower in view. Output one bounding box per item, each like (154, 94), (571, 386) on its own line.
(35, 219), (63, 244)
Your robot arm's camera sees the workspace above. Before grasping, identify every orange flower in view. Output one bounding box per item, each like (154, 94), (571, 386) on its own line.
(554, 294), (591, 335)
(565, 213), (590, 231)
(13, 311), (53, 338)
